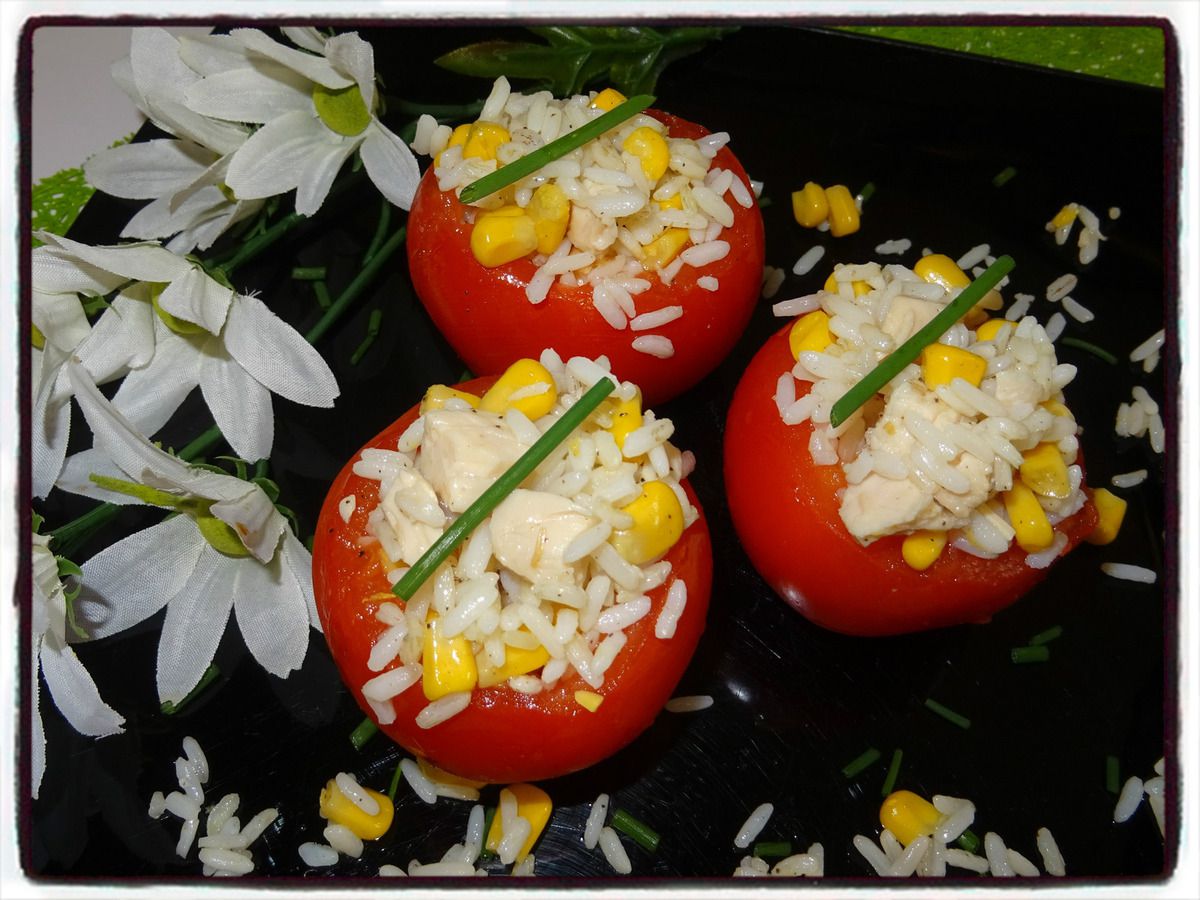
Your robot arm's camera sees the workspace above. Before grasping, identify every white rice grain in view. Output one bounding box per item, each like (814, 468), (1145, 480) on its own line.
(792, 245), (826, 276)
(237, 808), (278, 847)
(630, 305), (683, 331)
(665, 694), (713, 713)
(945, 847), (990, 873)
(400, 758), (438, 804)
(956, 243), (990, 270)
(599, 826), (632, 874)
(984, 832), (1013, 876)
(324, 823), (364, 858)
(697, 275), (719, 291)
(875, 238), (912, 256)
(299, 842), (339, 867)
(1129, 329), (1165, 362)
(182, 736), (209, 783)
(1046, 274), (1077, 302)
(1036, 827), (1065, 876)
(734, 803), (774, 849)
(584, 793), (609, 849)
(853, 835), (891, 875)
(1007, 847), (1040, 876)
(416, 691), (472, 729)
(1101, 563), (1157, 584)
(630, 334), (675, 359)
(165, 791), (201, 822)
(887, 835), (929, 877)
(338, 494), (356, 523)
(1114, 775), (1145, 822)
(761, 265), (786, 299)
(772, 293), (823, 317)
(148, 791), (167, 819)
(335, 772), (380, 816)
(497, 816), (532, 865)
(199, 847), (253, 875)
(654, 579), (687, 639)
(1044, 312), (1066, 342)
(1004, 293), (1034, 322)
(1061, 295), (1095, 323)
(680, 239), (730, 267)
(1111, 469), (1148, 488)
(177, 816), (199, 858)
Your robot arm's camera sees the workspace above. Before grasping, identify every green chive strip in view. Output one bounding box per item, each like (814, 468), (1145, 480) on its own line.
(387, 758), (405, 801)
(349, 716), (378, 750)
(1106, 755), (1121, 794)
(1030, 625), (1064, 646)
(753, 841), (792, 860)
(363, 199), (393, 265)
(992, 166), (1018, 187)
(350, 309), (383, 365)
(457, 95), (654, 204)
(956, 828), (980, 854)
(924, 698), (971, 730)
(1011, 644), (1051, 664)
(1060, 336), (1119, 365)
(479, 806), (498, 859)
(291, 266), (327, 281)
(829, 255), (1015, 428)
(611, 808), (660, 853)
(393, 378), (615, 600)
(313, 280), (332, 310)
(842, 747), (882, 779)
(857, 181), (876, 204)
(161, 664), (220, 715)
(880, 748), (904, 798)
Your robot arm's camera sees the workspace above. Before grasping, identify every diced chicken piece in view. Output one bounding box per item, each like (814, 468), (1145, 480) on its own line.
(379, 497), (442, 566)
(489, 489), (594, 582)
(417, 409), (529, 513)
(933, 451), (992, 518)
(840, 472), (931, 542)
(993, 368), (1044, 414)
(881, 295), (942, 345)
(387, 467), (446, 527)
(568, 205), (618, 253)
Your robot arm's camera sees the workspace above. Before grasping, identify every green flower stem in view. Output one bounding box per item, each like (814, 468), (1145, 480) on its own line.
(305, 226), (406, 345)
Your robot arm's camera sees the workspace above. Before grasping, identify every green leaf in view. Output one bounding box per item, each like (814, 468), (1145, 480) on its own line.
(436, 26), (736, 97)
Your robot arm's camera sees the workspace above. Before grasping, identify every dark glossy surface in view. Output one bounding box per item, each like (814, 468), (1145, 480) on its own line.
(27, 24), (1174, 882)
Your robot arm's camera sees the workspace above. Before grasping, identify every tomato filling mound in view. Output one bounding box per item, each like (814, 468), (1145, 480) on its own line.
(344, 351), (699, 730)
(774, 256), (1090, 570)
(409, 77), (758, 360)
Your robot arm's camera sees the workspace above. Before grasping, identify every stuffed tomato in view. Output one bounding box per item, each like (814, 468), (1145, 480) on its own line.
(725, 256), (1099, 637)
(406, 80), (765, 406)
(313, 352), (711, 783)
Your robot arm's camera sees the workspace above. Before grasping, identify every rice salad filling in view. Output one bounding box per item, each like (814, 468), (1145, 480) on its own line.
(410, 77), (754, 358)
(772, 256), (1089, 569)
(347, 350), (699, 728)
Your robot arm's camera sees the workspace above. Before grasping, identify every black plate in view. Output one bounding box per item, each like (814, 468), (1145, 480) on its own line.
(26, 23), (1176, 882)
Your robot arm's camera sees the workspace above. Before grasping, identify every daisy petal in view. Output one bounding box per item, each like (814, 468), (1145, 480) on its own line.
(209, 485), (286, 563)
(157, 265), (233, 334)
(119, 191), (230, 249)
(109, 322), (201, 437)
(177, 33), (253, 76)
(224, 109), (326, 202)
(83, 139), (212, 200)
(39, 633), (126, 736)
(184, 63), (312, 124)
(32, 645), (46, 798)
(31, 245), (126, 297)
(360, 124), (421, 211)
(325, 32), (376, 109)
(231, 28), (352, 89)
(156, 545), (237, 704)
(76, 515), (202, 637)
(31, 349), (71, 500)
(281, 531), (322, 632)
(294, 133), (359, 217)
(198, 344), (274, 462)
(232, 549), (310, 678)
(57, 447), (147, 504)
(31, 289), (90, 353)
(36, 232), (191, 284)
(224, 293), (338, 407)
(76, 292), (157, 382)
(282, 27), (327, 54)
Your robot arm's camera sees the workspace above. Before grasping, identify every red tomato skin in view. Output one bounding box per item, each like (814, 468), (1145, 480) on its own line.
(313, 377), (712, 783)
(724, 323), (1099, 637)
(406, 112), (765, 407)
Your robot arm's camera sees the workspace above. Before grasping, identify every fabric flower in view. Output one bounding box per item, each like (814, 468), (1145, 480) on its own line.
(34, 232), (339, 470)
(32, 528), (125, 799)
(66, 363), (321, 706)
(183, 28), (420, 216)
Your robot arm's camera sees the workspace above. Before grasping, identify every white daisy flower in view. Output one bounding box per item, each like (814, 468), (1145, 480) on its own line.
(66, 363), (322, 706)
(183, 28), (420, 216)
(34, 232), (339, 471)
(31, 528), (125, 799)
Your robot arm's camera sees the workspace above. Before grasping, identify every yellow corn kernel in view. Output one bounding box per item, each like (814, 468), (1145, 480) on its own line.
(462, 121), (510, 161)
(434, 122), (472, 167)
(422, 616), (478, 701)
(880, 790), (941, 847)
(478, 358), (558, 420)
(1050, 204), (1078, 229)
(788, 309), (834, 359)
(1085, 487), (1127, 546)
(1003, 479), (1055, 553)
(823, 271), (871, 297)
(974, 318), (1007, 343)
(526, 183), (571, 255)
(921, 344), (988, 391)
(657, 193), (684, 211)
(1042, 399), (1071, 417)
(609, 388), (643, 451)
(639, 227), (691, 270)
(622, 126), (670, 182)
(791, 181), (829, 228)
(470, 206), (539, 267)
(485, 784), (552, 862)
(590, 87), (627, 111)
(417, 757), (487, 790)
(824, 184), (860, 237)
(901, 530), (947, 571)
(914, 253), (970, 291)
(1020, 442), (1071, 499)
(319, 778), (394, 840)
(420, 384), (482, 414)
(610, 481), (685, 565)
(574, 690), (604, 712)
(476, 641), (552, 689)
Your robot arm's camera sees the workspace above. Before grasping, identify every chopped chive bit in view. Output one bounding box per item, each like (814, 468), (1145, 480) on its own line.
(1011, 645), (1051, 664)
(880, 748), (904, 798)
(457, 94), (654, 204)
(611, 808), (660, 853)
(856, 181), (876, 204)
(924, 698), (971, 730)
(160, 663), (220, 715)
(956, 828), (981, 854)
(753, 840), (792, 859)
(291, 265), (327, 280)
(350, 308), (383, 365)
(992, 166), (1018, 187)
(349, 716), (378, 750)
(1060, 336), (1119, 365)
(842, 746), (882, 779)
(313, 280), (332, 309)
(1030, 625), (1064, 646)
(1106, 755), (1121, 794)
(387, 757), (405, 801)
(393, 377), (615, 600)
(829, 256), (1016, 428)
